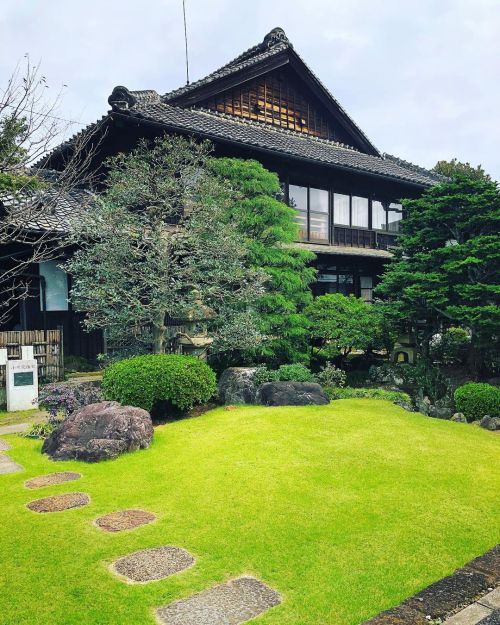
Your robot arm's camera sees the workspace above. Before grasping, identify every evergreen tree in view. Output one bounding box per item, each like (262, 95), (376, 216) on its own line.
(210, 158), (316, 365)
(377, 173), (500, 377)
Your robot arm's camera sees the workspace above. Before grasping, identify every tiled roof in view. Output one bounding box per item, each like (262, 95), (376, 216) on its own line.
(115, 100), (441, 186)
(162, 27), (379, 156)
(0, 171), (93, 232)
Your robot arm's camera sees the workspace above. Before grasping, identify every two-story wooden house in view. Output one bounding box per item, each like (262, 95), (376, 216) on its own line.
(3, 27), (443, 361)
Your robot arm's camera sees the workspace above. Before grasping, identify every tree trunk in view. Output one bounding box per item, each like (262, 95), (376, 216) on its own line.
(467, 331), (485, 380)
(152, 314), (167, 354)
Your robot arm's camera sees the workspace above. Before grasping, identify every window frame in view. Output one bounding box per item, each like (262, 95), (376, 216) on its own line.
(288, 182), (330, 244)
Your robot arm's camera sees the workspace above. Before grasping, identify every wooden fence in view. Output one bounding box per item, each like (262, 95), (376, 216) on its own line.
(0, 329), (64, 387)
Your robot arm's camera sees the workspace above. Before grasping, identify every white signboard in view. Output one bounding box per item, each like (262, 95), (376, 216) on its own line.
(6, 359), (38, 412)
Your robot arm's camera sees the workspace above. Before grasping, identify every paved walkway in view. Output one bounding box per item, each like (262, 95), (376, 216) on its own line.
(442, 588), (499, 625)
(0, 437), (23, 474)
(0, 423), (29, 435)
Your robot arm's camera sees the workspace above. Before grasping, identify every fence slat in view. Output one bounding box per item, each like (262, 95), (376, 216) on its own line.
(0, 329), (63, 386)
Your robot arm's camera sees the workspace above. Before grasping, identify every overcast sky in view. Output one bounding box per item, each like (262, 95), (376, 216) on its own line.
(1, 0), (499, 180)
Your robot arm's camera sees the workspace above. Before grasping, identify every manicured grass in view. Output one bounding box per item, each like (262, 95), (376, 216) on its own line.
(0, 400), (498, 625)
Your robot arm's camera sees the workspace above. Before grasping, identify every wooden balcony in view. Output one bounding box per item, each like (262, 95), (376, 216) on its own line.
(331, 227), (399, 250)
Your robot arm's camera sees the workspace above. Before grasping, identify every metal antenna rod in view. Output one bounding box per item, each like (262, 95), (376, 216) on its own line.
(183, 0), (190, 85)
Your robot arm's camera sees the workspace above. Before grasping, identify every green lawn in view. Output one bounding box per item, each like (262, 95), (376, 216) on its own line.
(0, 400), (498, 625)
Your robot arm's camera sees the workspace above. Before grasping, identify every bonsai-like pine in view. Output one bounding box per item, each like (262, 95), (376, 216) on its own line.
(66, 136), (265, 354)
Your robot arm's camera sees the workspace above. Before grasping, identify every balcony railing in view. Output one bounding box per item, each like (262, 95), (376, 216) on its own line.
(331, 227), (399, 251)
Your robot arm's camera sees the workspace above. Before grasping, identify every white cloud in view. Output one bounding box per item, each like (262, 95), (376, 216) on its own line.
(1, 0), (498, 180)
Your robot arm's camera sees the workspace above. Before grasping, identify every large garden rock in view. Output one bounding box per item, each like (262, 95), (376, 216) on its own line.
(415, 390), (454, 420)
(256, 382), (329, 406)
(480, 415), (500, 431)
(42, 401), (153, 462)
(218, 367), (258, 404)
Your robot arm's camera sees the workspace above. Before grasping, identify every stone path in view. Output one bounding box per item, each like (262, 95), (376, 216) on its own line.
(25, 471), (81, 489)
(27, 492), (90, 513)
(0, 437), (23, 474)
(156, 576), (281, 625)
(362, 545), (499, 625)
(95, 509), (155, 532)
(111, 546), (195, 583)
(0, 423), (29, 435)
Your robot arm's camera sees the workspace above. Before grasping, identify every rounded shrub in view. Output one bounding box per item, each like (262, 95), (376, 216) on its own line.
(454, 382), (500, 422)
(277, 363), (315, 382)
(102, 354), (217, 413)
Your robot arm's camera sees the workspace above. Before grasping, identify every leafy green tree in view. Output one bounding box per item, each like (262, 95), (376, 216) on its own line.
(433, 158), (492, 182)
(210, 158), (316, 365)
(305, 293), (380, 363)
(66, 136), (265, 354)
(377, 173), (500, 377)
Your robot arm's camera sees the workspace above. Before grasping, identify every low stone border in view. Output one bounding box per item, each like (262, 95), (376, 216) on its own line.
(26, 492), (90, 513)
(111, 546), (195, 583)
(361, 545), (499, 624)
(25, 472), (81, 489)
(156, 576), (281, 625)
(95, 509), (156, 532)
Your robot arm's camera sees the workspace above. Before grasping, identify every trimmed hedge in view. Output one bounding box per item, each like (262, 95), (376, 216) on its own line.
(326, 386), (411, 407)
(102, 354), (217, 413)
(454, 382), (500, 422)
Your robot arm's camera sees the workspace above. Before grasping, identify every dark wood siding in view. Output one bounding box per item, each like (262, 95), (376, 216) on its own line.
(199, 67), (353, 144)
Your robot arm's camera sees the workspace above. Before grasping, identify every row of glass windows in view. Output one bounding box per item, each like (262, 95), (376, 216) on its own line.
(316, 269), (374, 301)
(289, 184), (403, 243)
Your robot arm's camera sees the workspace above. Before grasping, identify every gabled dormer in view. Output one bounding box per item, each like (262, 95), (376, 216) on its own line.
(164, 28), (380, 156)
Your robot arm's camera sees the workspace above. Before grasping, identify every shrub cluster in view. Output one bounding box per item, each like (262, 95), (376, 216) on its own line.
(38, 382), (103, 420)
(316, 363), (347, 388)
(454, 382), (500, 422)
(253, 363), (316, 386)
(326, 386), (411, 408)
(102, 354), (217, 413)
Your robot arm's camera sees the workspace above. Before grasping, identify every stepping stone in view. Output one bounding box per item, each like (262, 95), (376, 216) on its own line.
(27, 492), (90, 513)
(95, 509), (155, 532)
(156, 576), (281, 625)
(25, 471), (81, 489)
(111, 546), (195, 583)
(0, 438), (11, 451)
(0, 453), (23, 474)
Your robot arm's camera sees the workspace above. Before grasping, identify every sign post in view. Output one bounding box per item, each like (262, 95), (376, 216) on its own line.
(6, 357), (38, 412)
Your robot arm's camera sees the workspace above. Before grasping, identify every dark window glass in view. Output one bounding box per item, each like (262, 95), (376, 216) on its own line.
(338, 273), (354, 296)
(334, 193), (350, 225)
(372, 200), (387, 230)
(387, 202), (403, 232)
(352, 196), (368, 228)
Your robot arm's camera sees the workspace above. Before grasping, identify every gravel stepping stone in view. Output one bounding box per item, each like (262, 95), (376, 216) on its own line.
(111, 546), (195, 583)
(0, 423), (29, 435)
(27, 492), (90, 513)
(0, 453), (23, 474)
(0, 438), (11, 451)
(25, 471), (81, 489)
(95, 509), (156, 532)
(156, 576), (281, 625)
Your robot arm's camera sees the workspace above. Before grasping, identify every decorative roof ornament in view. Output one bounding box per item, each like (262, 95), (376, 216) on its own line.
(108, 86), (136, 110)
(263, 27), (290, 48)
